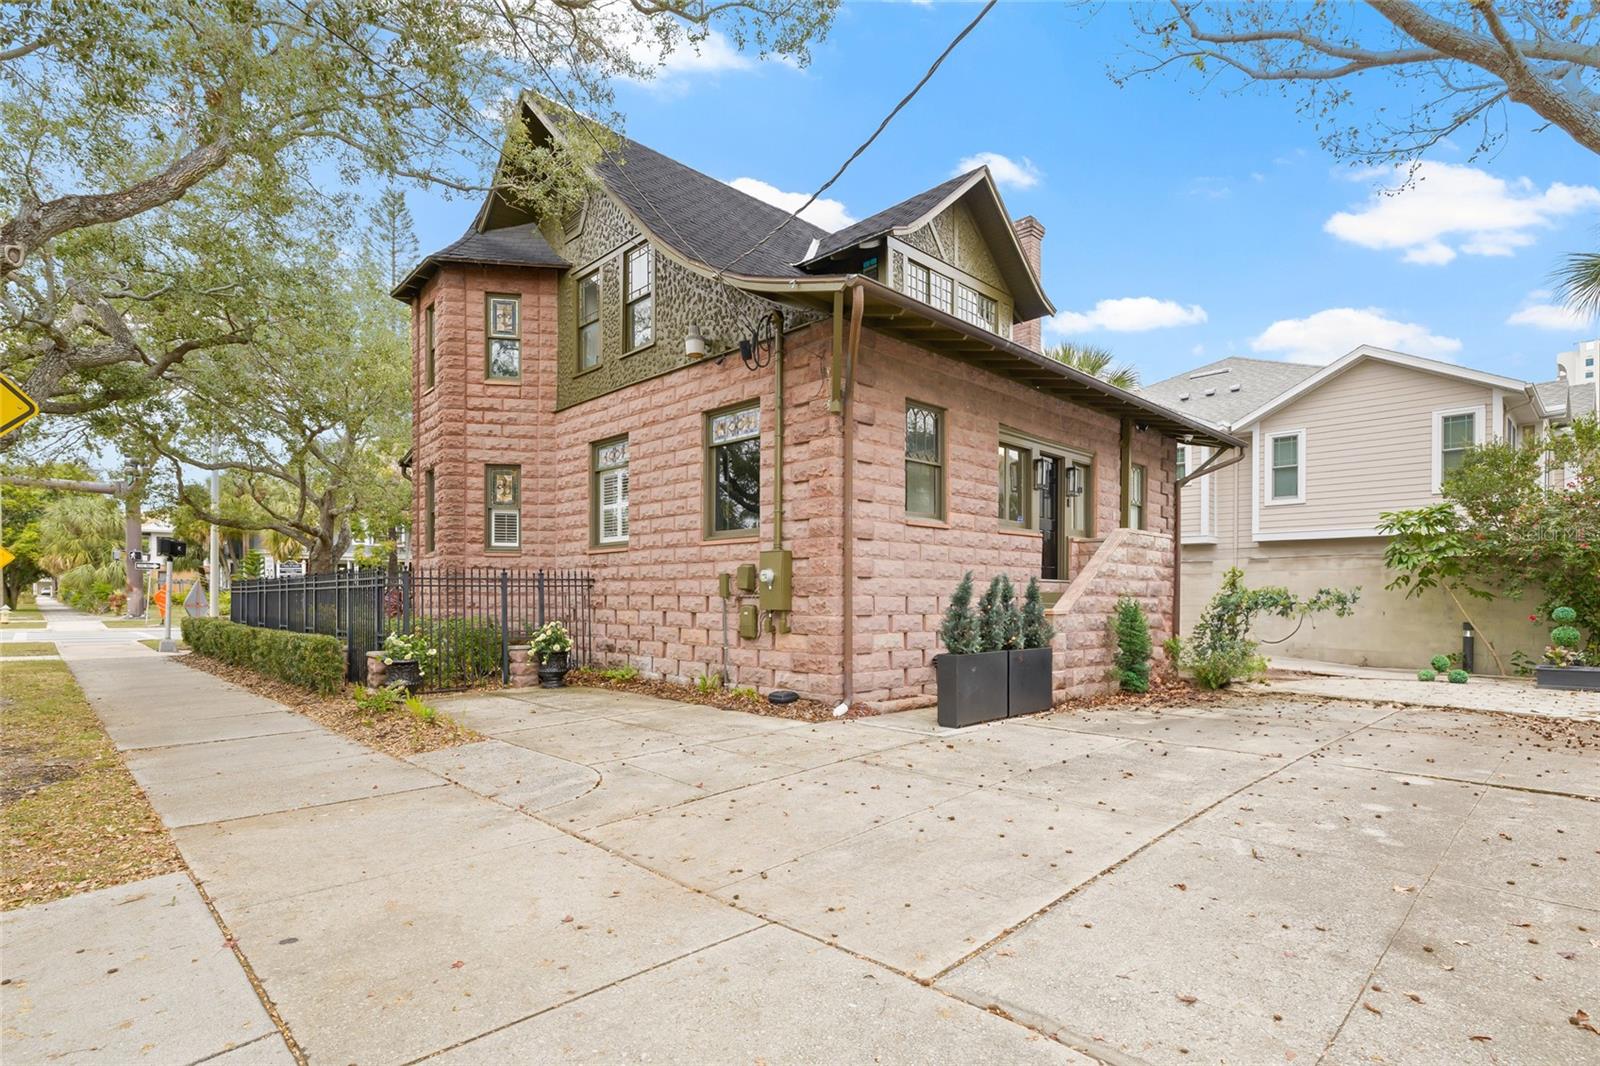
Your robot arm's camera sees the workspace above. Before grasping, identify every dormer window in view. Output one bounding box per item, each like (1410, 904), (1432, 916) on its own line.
(956, 284), (997, 333)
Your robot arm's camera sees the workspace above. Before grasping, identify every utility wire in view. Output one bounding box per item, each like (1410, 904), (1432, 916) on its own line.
(714, 0), (997, 279)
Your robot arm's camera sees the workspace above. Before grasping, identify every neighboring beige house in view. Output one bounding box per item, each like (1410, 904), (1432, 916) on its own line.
(1141, 345), (1597, 674)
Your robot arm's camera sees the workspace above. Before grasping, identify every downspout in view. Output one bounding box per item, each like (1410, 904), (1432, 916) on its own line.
(1119, 418), (1133, 527)
(838, 286), (863, 705)
(1173, 444), (1245, 639)
(771, 309), (785, 551)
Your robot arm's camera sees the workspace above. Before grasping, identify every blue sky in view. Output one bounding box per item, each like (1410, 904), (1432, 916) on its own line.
(407, 2), (1600, 387)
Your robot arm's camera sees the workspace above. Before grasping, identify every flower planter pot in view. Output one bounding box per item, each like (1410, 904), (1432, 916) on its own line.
(935, 650), (1009, 729)
(1007, 647), (1054, 717)
(1535, 664), (1600, 691)
(537, 650), (571, 689)
(385, 658), (422, 694)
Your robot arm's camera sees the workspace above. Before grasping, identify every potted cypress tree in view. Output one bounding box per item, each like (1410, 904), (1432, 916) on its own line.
(1535, 606), (1598, 690)
(935, 572), (1009, 728)
(1008, 577), (1054, 716)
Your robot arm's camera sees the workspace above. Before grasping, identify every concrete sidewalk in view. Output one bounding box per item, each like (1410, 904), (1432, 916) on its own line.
(1269, 655), (1600, 720)
(33, 616), (1077, 1065)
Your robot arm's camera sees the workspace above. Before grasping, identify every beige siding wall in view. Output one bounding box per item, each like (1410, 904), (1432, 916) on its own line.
(1254, 360), (1494, 537)
(1178, 444), (1218, 542)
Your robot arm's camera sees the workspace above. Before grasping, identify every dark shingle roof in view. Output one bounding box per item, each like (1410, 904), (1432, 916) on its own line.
(597, 136), (828, 278)
(804, 171), (976, 263)
(391, 223), (568, 298)
(1139, 356), (1320, 428)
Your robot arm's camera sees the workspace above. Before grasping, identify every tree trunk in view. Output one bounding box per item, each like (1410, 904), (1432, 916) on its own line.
(123, 484), (146, 617)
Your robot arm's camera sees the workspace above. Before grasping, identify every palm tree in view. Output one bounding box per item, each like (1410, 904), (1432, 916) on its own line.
(1555, 250), (1600, 319)
(1043, 342), (1141, 391)
(263, 530), (305, 565)
(37, 494), (123, 575)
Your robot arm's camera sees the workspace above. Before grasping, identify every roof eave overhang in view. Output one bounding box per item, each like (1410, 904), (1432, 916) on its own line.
(750, 274), (1239, 449)
(390, 252), (567, 301)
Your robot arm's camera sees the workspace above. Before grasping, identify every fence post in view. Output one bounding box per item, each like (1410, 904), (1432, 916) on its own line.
(499, 570), (511, 685)
(536, 570), (546, 629)
(401, 566), (412, 633)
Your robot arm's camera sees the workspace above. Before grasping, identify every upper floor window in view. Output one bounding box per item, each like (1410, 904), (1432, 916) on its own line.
(1175, 443), (1186, 482)
(625, 244), (653, 351)
(956, 284), (998, 333)
(486, 295), (520, 379)
(1267, 430), (1304, 503)
(998, 443), (1028, 527)
(593, 437), (629, 545)
(424, 303), (436, 389)
(706, 404), (760, 537)
(905, 403), (944, 519)
(577, 271), (601, 371)
(1435, 408), (1479, 490)
(1129, 464), (1147, 529)
(485, 465), (521, 549)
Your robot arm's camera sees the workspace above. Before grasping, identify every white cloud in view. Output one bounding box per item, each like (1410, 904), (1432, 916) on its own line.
(617, 27), (792, 93)
(1251, 307), (1462, 365)
(1506, 294), (1593, 331)
(727, 177), (855, 232)
(955, 152), (1041, 191)
(1047, 297), (1208, 336)
(1324, 162), (1600, 266)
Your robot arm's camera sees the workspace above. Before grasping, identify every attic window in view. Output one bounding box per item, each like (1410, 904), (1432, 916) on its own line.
(562, 205), (584, 240)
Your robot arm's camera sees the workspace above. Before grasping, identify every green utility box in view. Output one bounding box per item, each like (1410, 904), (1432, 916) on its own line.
(735, 564), (758, 594)
(757, 549), (793, 612)
(717, 572), (733, 600)
(738, 604), (760, 640)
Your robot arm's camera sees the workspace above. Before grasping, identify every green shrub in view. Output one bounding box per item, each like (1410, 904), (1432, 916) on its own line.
(354, 685), (404, 715)
(180, 617), (345, 695)
(1417, 668), (1436, 682)
(1111, 597), (1152, 693)
(418, 618), (501, 687)
(1552, 606), (1578, 624)
(597, 665), (639, 681)
(404, 695), (437, 722)
(729, 685), (760, 702)
(939, 572), (981, 655)
(1429, 654), (1451, 672)
(1021, 578), (1054, 649)
(1447, 668), (1469, 684)
(695, 673), (722, 693)
(1168, 567), (1358, 690)
(1185, 641), (1268, 690)
(1551, 625), (1582, 649)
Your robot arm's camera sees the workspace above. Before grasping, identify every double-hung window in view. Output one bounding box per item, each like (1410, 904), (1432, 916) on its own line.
(1175, 444), (1187, 482)
(1267, 430), (1304, 503)
(925, 268), (953, 313)
(486, 295), (521, 379)
(1437, 411), (1476, 485)
(997, 443), (1029, 527)
(956, 284), (998, 333)
(577, 271), (601, 371)
(907, 261), (930, 305)
(424, 303), (436, 389)
(593, 438), (629, 545)
(485, 465), (521, 549)
(1129, 464), (1147, 529)
(707, 404), (760, 537)
(905, 403), (944, 519)
(625, 244), (653, 350)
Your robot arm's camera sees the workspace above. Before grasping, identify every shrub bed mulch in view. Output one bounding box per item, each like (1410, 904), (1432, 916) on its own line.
(1042, 675), (1238, 718)
(2, 660), (183, 910)
(175, 653), (479, 757)
(564, 669), (878, 723)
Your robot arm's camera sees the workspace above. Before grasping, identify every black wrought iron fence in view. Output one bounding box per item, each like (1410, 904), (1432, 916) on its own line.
(230, 566), (595, 691)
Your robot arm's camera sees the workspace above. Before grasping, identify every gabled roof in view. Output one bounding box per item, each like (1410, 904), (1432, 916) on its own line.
(391, 223), (568, 299)
(1532, 378), (1570, 415)
(1139, 357), (1319, 429)
(1227, 346), (1529, 430)
(805, 171), (975, 261)
(798, 168), (1054, 322)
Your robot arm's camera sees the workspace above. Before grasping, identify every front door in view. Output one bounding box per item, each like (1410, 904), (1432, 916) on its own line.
(1039, 455), (1062, 579)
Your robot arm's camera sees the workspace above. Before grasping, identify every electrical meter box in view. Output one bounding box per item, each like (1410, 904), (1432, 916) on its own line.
(717, 572), (732, 599)
(734, 564), (758, 594)
(738, 604), (760, 640)
(757, 549), (793, 612)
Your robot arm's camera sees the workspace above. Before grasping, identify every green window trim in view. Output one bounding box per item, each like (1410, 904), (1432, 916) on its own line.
(591, 437), (630, 546)
(904, 402), (945, 520)
(424, 303), (436, 389)
(1129, 463), (1147, 530)
(485, 293), (521, 380)
(998, 442), (1030, 528)
(484, 464), (521, 550)
(424, 468), (436, 553)
(577, 271), (602, 372)
(624, 243), (654, 353)
(704, 403), (760, 539)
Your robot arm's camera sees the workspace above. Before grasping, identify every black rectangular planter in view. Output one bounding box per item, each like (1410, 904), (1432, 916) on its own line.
(1535, 664), (1600, 691)
(1007, 647), (1054, 717)
(935, 651), (1009, 728)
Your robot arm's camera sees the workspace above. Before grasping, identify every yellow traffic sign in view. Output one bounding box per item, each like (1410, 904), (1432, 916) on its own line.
(0, 546), (13, 569)
(0, 372), (38, 439)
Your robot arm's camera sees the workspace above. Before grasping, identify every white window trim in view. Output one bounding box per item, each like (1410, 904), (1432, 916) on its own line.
(1178, 444), (1213, 543)
(1263, 428), (1306, 506)
(597, 466), (629, 544)
(1430, 404), (1485, 494)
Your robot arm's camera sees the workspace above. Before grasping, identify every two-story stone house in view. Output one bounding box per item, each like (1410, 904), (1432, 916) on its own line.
(394, 94), (1240, 709)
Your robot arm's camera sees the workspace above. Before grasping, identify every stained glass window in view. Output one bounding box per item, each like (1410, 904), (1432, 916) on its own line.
(486, 295), (520, 379)
(625, 244), (653, 350)
(905, 404), (943, 519)
(708, 405), (759, 535)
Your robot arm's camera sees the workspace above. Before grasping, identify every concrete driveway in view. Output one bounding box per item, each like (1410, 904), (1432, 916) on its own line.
(411, 687), (1600, 1065)
(21, 630), (1599, 1066)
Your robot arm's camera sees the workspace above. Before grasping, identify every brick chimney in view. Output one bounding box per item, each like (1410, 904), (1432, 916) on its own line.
(1011, 215), (1045, 352)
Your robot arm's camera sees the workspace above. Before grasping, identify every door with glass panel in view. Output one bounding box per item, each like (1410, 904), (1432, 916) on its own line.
(1038, 455), (1062, 579)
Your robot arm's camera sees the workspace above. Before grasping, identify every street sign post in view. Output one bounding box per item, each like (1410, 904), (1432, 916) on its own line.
(159, 559), (178, 652)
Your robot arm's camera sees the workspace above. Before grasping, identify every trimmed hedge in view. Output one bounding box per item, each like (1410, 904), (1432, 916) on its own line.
(182, 617), (346, 695)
